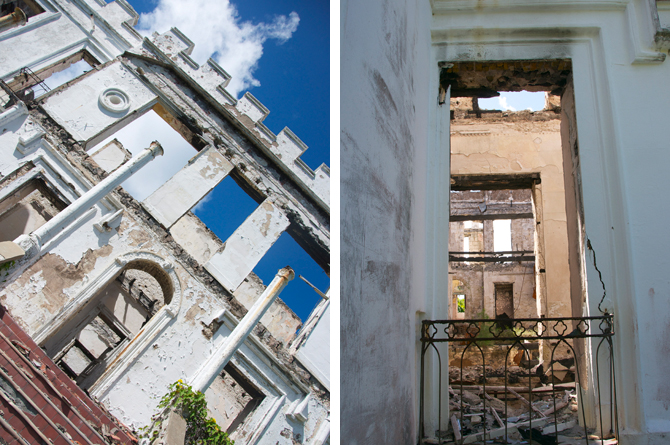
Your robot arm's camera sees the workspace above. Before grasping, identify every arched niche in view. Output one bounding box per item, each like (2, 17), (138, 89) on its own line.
(33, 251), (182, 392)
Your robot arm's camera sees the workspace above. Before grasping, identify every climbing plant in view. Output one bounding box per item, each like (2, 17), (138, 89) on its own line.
(148, 380), (234, 445)
(0, 261), (15, 283)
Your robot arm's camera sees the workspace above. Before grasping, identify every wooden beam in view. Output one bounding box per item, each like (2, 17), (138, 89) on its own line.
(451, 174), (540, 191)
(449, 213), (535, 221)
(449, 255), (535, 263)
(508, 388), (546, 418)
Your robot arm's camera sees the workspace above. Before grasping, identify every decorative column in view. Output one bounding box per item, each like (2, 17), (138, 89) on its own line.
(190, 266), (295, 391)
(0, 7), (26, 33)
(15, 141), (163, 254)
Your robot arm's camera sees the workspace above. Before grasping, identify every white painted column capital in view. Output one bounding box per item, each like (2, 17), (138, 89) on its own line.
(190, 266), (295, 391)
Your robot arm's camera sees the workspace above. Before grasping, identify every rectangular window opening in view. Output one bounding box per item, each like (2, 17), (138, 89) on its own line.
(456, 294), (465, 313)
(205, 363), (265, 434)
(6, 51), (98, 101)
(0, 178), (67, 242)
(478, 91), (549, 113)
(87, 109), (197, 202)
(254, 231), (329, 323)
(48, 268), (164, 390)
(493, 219), (512, 253)
(192, 175), (260, 245)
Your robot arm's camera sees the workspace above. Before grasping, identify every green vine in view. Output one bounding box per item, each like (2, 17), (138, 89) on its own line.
(147, 380), (234, 445)
(0, 261), (15, 283)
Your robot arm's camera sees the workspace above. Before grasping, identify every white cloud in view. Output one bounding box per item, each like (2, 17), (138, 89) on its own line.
(137, 0), (299, 97)
(192, 189), (214, 213)
(498, 96), (516, 111)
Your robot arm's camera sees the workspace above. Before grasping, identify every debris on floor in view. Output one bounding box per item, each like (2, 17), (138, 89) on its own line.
(436, 385), (617, 444)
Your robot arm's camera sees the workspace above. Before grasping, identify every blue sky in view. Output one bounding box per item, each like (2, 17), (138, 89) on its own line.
(76, 0), (330, 322)
(479, 91), (546, 112)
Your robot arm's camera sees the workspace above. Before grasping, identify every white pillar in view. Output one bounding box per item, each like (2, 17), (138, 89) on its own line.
(205, 198), (290, 292)
(142, 146), (233, 228)
(190, 266), (295, 391)
(16, 142), (163, 252)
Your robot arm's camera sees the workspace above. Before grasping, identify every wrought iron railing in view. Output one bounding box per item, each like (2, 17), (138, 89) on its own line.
(419, 315), (617, 444)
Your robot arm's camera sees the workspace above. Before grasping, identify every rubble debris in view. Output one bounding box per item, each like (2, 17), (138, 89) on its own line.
(518, 425), (557, 445)
(508, 387), (547, 418)
(450, 414), (461, 441)
(442, 384), (615, 445)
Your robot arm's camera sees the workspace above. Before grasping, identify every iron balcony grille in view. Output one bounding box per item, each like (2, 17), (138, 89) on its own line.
(419, 315), (617, 445)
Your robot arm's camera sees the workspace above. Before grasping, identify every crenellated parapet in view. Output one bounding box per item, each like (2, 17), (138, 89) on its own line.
(234, 93), (330, 211)
(134, 28), (330, 211)
(77, 0), (143, 47)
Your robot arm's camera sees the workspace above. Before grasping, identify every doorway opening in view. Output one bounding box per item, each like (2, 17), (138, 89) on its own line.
(419, 60), (617, 444)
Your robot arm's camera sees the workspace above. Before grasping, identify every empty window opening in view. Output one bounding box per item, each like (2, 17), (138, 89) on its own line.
(0, 178), (66, 242)
(88, 110), (195, 202)
(493, 219), (512, 259)
(5, 51), (97, 101)
(463, 220), (483, 254)
(494, 283), (514, 319)
(205, 363), (265, 434)
(451, 280), (467, 319)
(40, 60), (91, 93)
(456, 294), (465, 313)
(443, 59), (589, 391)
(45, 264), (170, 390)
(479, 91), (547, 112)
(193, 175), (259, 244)
(253, 231), (329, 322)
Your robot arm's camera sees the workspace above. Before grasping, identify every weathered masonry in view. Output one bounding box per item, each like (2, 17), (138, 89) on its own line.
(342, 0), (670, 444)
(448, 96), (574, 363)
(0, 1), (329, 444)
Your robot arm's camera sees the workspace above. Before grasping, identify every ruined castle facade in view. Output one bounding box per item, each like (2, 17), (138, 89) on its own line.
(0, 0), (329, 443)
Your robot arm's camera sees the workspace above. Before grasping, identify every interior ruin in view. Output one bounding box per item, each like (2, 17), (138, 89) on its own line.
(444, 58), (585, 339)
(429, 60), (607, 443)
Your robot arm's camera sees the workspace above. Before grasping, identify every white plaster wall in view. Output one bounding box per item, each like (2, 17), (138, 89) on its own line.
(143, 145), (233, 228)
(90, 139), (130, 173)
(98, 291), (326, 444)
(0, 191), (328, 444)
(0, 11), (90, 79)
(341, 0), (433, 442)
(0, 104), (44, 174)
(426, 1), (670, 442)
(0, 0), (140, 80)
(296, 302), (330, 390)
(42, 62), (157, 145)
(610, 41), (670, 442)
(0, 135), (327, 444)
(205, 199), (290, 292)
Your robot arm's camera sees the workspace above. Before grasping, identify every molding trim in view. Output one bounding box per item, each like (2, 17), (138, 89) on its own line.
(429, 17), (640, 435)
